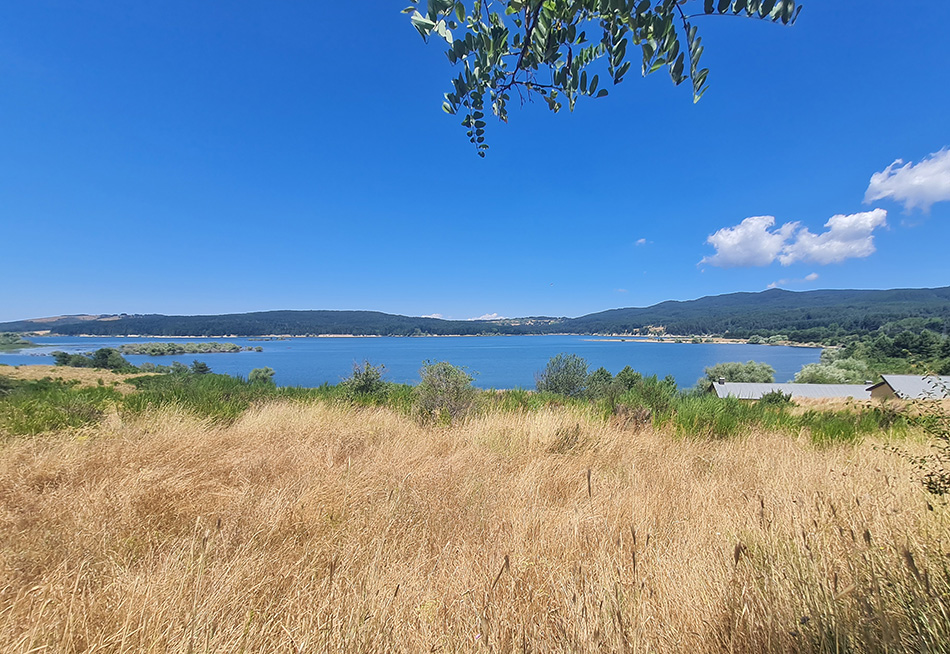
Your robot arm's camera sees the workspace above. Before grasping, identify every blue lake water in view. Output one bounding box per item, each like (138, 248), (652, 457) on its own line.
(0, 335), (822, 389)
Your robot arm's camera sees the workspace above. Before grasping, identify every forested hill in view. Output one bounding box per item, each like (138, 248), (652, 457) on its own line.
(0, 311), (536, 337)
(3, 286), (949, 339)
(559, 287), (950, 340)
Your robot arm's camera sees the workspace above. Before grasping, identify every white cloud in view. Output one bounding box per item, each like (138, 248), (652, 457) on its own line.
(767, 272), (820, 289)
(700, 216), (798, 268)
(616, 288), (629, 294)
(635, 238), (647, 246)
(779, 209), (888, 265)
(865, 148), (950, 212)
(421, 313), (443, 319)
(468, 312), (504, 321)
(702, 210), (887, 268)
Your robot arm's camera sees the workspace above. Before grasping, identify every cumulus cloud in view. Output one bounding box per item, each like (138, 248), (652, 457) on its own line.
(635, 238), (648, 246)
(421, 313), (443, 319)
(702, 210), (888, 268)
(779, 209), (888, 265)
(469, 312), (504, 321)
(865, 148), (950, 212)
(700, 216), (798, 268)
(805, 272), (819, 281)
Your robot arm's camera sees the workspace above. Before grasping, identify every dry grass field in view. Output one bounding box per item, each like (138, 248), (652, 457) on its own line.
(0, 365), (149, 394)
(0, 401), (947, 652)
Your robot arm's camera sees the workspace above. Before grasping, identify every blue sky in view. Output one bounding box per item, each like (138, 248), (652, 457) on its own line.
(2, 1), (948, 323)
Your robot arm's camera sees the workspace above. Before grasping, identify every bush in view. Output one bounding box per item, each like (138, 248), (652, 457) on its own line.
(617, 374), (677, 418)
(248, 367), (276, 386)
(340, 360), (388, 401)
(414, 361), (476, 425)
(697, 360), (775, 392)
(908, 381), (950, 496)
(759, 390), (793, 406)
(613, 366), (642, 392)
(535, 353), (588, 397)
(51, 348), (136, 372)
(794, 356), (870, 384)
(585, 367), (614, 399)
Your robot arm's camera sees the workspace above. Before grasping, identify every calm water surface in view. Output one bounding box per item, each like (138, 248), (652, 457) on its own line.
(1, 335), (822, 389)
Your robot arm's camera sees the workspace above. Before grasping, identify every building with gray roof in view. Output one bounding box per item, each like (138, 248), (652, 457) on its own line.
(711, 382), (871, 400)
(867, 375), (950, 400)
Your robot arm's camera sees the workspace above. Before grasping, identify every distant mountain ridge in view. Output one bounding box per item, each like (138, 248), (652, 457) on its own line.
(3, 286), (949, 340)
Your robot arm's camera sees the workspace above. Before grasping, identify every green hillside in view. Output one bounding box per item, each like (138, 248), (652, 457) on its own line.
(2, 286), (948, 340)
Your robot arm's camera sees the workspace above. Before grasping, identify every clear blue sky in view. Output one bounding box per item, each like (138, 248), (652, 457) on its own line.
(2, 1), (948, 323)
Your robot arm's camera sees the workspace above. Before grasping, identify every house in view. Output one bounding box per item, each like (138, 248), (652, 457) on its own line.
(711, 381), (872, 400)
(867, 375), (950, 400)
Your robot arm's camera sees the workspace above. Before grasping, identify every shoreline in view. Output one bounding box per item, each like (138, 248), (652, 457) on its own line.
(23, 332), (822, 347)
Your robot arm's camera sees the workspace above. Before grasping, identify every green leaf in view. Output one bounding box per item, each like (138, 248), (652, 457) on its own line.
(615, 61), (631, 81)
(693, 68), (709, 90)
(671, 53), (685, 83)
(596, 88), (608, 98)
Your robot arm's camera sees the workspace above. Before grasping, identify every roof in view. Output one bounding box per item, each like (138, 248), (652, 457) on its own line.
(869, 375), (950, 400)
(712, 382), (872, 400)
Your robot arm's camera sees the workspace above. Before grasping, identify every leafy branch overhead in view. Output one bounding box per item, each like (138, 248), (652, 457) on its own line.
(405, 0), (801, 155)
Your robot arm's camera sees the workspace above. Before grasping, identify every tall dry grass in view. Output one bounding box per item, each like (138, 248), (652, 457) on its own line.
(0, 401), (946, 652)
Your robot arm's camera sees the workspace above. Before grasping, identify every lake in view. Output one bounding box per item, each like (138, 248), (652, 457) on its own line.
(0, 335), (822, 389)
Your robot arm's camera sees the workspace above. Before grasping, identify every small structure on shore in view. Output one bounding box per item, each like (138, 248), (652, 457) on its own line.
(867, 375), (950, 400)
(711, 381), (871, 401)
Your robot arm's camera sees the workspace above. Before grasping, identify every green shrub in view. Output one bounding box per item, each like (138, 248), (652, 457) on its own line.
(697, 360), (775, 392)
(248, 367), (276, 386)
(618, 374), (677, 418)
(585, 367), (614, 400)
(413, 361), (477, 425)
(535, 353), (588, 397)
(51, 348), (136, 372)
(613, 366), (642, 392)
(340, 360), (388, 402)
(759, 390), (793, 406)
